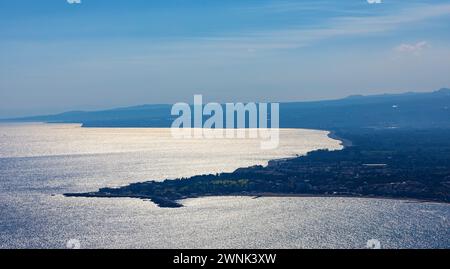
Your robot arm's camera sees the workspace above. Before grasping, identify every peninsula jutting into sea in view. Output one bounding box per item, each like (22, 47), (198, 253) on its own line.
(24, 88), (447, 207)
(64, 128), (450, 207)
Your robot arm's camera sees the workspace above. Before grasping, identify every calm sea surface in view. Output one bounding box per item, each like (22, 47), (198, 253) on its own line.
(0, 123), (448, 249)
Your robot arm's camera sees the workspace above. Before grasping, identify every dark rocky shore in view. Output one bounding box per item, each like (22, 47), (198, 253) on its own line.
(65, 128), (450, 208)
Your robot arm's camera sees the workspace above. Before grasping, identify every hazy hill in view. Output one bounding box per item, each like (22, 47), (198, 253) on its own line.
(3, 88), (450, 129)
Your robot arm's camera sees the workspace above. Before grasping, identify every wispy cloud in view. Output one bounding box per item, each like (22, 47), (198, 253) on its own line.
(189, 3), (450, 51)
(395, 41), (429, 54)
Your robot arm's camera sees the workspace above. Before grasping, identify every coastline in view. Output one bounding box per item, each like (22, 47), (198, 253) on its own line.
(327, 130), (353, 148)
(57, 127), (450, 208)
(65, 191), (450, 209)
(64, 127), (350, 208)
(247, 193), (449, 205)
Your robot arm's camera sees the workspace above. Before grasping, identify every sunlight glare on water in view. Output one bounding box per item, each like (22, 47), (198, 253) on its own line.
(0, 123), (448, 249)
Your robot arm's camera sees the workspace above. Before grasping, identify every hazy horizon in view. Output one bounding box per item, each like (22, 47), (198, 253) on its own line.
(1, 0), (450, 117)
(2, 87), (450, 119)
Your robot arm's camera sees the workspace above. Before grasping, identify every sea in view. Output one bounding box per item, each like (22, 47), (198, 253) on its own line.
(0, 123), (448, 249)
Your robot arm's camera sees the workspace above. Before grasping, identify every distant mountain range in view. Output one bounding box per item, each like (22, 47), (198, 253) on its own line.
(3, 88), (450, 129)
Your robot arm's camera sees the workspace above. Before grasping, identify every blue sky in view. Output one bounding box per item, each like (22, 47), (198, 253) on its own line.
(1, 0), (450, 117)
